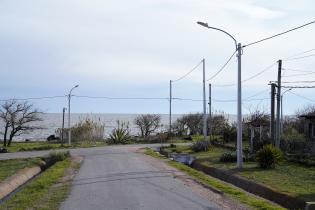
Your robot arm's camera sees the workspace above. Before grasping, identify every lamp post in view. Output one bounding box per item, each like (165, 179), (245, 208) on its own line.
(197, 21), (243, 168)
(68, 85), (79, 145)
(281, 88), (292, 136)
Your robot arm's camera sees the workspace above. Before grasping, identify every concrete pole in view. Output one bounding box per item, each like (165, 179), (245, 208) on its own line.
(276, 60), (282, 148)
(61, 107), (66, 144)
(169, 80), (172, 135)
(202, 59), (207, 141)
(270, 83), (276, 145)
(68, 85), (79, 145)
(208, 83), (212, 139)
(237, 43), (243, 168)
(68, 95), (71, 145)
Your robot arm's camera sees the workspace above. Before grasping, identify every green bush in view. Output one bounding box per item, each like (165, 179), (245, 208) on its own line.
(219, 151), (237, 162)
(191, 140), (211, 152)
(108, 121), (131, 144)
(256, 144), (283, 168)
(41, 151), (70, 169)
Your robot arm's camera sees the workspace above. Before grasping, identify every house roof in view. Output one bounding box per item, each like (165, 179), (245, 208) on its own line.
(299, 112), (315, 119)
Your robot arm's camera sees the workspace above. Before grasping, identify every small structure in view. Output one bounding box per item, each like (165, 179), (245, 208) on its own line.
(299, 113), (315, 141)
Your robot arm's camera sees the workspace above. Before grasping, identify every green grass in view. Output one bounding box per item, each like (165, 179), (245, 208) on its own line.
(162, 145), (315, 202)
(144, 148), (285, 210)
(2, 141), (107, 153)
(0, 158), (41, 182)
(0, 157), (79, 210)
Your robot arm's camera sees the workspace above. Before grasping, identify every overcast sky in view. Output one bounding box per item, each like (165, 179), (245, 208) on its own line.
(0, 0), (314, 114)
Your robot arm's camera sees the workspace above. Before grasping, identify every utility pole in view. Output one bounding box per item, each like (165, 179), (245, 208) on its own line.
(270, 83), (276, 145)
(276, 60), (282, 148)
(237, 43), (243, 168)
(208, 83), (212, 140)
(202, 59), (207, 141)
(68, 85), (79, 145)
(61, 107), (66, 144)
(169, 80), (172, 135)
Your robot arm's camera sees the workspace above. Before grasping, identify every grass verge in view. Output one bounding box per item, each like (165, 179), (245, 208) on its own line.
(144, 148), (285, 210)
(0, 158), (41, 182)
(0, 156), (80, 210)
(164, 145), (315, 202)
(3, 141), (107, 153)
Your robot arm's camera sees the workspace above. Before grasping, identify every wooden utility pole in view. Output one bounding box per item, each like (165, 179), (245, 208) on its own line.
(276, 60), (282, 148)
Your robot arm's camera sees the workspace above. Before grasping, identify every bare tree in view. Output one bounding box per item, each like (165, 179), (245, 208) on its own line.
(134, 114), (161, 138)
(0, 100), (43, 147)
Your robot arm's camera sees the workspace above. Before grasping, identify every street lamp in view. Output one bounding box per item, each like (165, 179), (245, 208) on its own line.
(197, 21), (243, 168)
(68, 85), (79, 145)
(281, 88), (292, 136)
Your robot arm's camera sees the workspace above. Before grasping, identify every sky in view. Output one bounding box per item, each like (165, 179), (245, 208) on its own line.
(0, 0), (314, 114)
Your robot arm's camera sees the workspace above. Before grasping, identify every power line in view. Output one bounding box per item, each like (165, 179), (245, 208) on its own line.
(172, 60), (203, 82)
(288, 91), (315, 102)
(0, 95), (66, 102)
(284, 48), (315, 60)
(213, 62), (277, 87)
(281, 81), (315, 84)
(244, 88), (269, 100)
(243, 20), (315, 48)
(206, 50), (236, 81)
(282, 68), (315, 73)
(282, 72), (315, 77)
(73, 95), (169, 100)
(282, 86), (315, 88)
(285, 53), (315, 61)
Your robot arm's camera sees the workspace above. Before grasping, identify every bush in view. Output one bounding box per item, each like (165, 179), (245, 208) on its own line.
(219, 151), (237, 162)
(108, 121), (131, 144)
(41, 151), (70, 169)
(256, 144), (283, 168)
(191, 140), (211, 152)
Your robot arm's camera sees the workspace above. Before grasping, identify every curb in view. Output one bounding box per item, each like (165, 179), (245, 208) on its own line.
(0, 166), (41, 200)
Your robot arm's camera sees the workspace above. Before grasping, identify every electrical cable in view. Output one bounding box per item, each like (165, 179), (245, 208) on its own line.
(206, 50), (237, 81)
(172, 60), (203, 82)
(243, 20), (315, 48)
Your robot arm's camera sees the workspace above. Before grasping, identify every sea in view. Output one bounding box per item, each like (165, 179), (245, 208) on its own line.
(0, 113), (236, 141)
(0, 113), (180, 141)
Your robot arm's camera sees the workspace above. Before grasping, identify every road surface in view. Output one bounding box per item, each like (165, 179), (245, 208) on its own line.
(0, 144), (246, 210)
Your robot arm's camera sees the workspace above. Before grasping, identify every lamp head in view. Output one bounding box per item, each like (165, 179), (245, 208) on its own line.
(197, 21), (209, 28)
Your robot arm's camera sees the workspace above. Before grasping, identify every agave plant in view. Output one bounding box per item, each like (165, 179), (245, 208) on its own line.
(108, 121), (131, 144)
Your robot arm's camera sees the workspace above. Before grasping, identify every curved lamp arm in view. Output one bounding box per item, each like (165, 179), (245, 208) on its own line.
(197, 21), (238, 50)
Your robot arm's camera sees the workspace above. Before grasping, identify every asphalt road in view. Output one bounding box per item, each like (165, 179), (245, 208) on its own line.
(57, 145), (220, 210)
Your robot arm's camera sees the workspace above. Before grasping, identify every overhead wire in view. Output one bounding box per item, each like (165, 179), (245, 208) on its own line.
(206, 50), (237, 81)
(0, 95), (66, 102)
(243, 20), (315, 48)
(172, 60), (203, 82)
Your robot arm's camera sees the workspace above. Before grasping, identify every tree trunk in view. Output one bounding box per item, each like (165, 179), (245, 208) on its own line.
(3, 124), (8, 147)
(8, 131), (15, 146)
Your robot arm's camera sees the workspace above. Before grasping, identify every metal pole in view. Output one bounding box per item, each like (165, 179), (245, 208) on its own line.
(202, 59), (207, 141)
(237, 43), (243, 168)
(208, 83), (212, 139)
(67, 85), (79, 145)
(68, 94), (71, 145)
(169, 80), (172, 135)
(276, 60), (282, 148)
(61, 107), (66, 144)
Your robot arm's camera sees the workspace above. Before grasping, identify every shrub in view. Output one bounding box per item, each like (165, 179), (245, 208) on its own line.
(41, 151), (70, 169)
(108, 121), (131, 144)
(219, 151), (237, 162)
(191, 140), (211, 152)
(256, 144), (283, 168)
